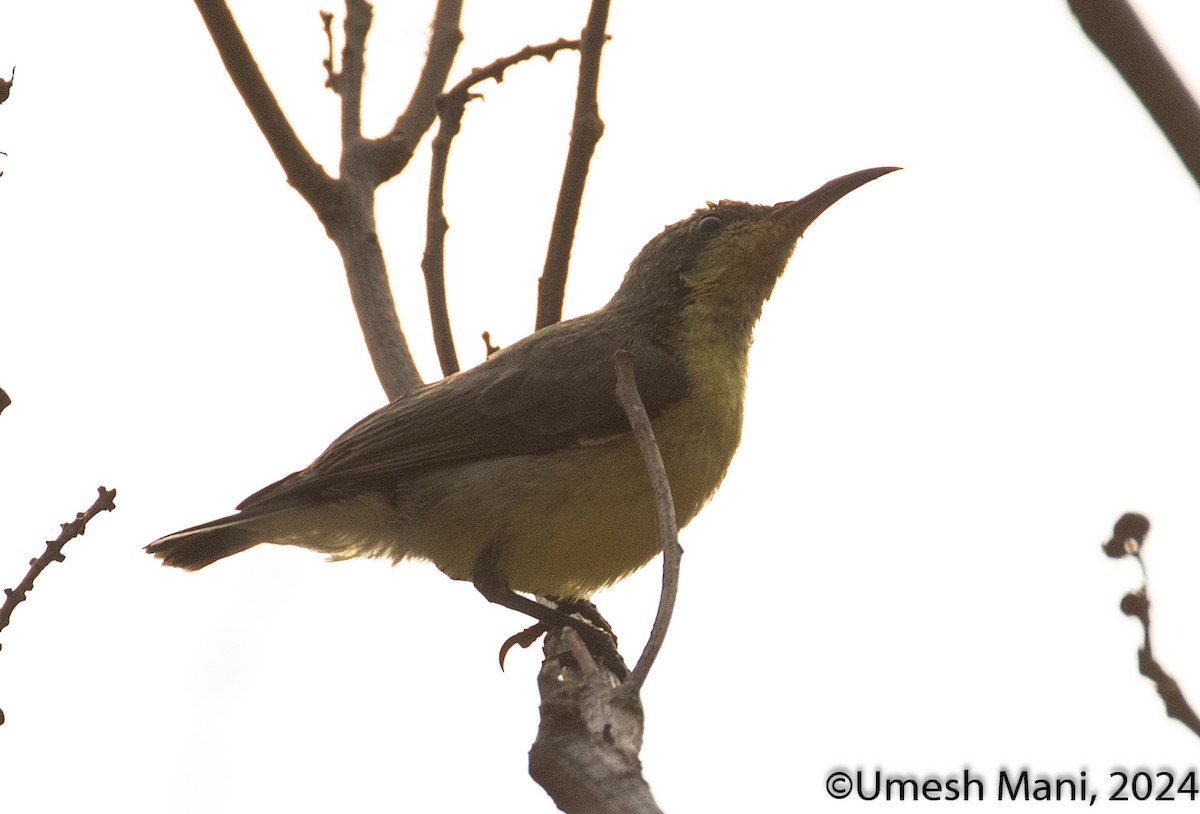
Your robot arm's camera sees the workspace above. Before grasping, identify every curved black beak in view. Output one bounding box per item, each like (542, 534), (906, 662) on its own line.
(772, 166), (901, 237)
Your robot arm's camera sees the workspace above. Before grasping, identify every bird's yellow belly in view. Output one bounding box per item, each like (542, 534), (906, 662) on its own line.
(391, 387), (744, 599)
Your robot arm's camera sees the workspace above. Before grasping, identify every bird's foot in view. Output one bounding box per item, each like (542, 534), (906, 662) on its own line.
(550, 597), (618, 641)
(497, 610), (627, 678)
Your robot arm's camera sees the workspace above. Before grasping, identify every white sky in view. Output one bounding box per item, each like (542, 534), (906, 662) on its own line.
(3, 1), (1200, 811)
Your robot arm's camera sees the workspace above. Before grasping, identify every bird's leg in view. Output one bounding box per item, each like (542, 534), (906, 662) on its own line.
(473, 548), (627, 677)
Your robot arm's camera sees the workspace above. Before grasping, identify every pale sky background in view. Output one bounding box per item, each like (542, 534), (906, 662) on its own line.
(3, 1), (1200, 811)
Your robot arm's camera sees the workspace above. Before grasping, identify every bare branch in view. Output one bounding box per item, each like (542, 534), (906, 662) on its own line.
(1068, 0), (1200, 189)
(612, 352), (681, 694)
(193, 0), (432, 398)
(333, 210), (425, 399)
(317, 0), (462, 396)
(0, 487), (117, 641)
(320, 11), (335, 87)
(370, 0), (464, 183)
(423, 39), (583, 376)
(524, 353), (679, 808)
(191, 0), (336, 207)
(337, 0), (371, 146)
(0, 486), (117, 726)
(1103, 512), (1200, 739)
(1129, 598), (1200, 739)
(529, 628), (662, 814)
(535, 0), (612, 330)
(423, 126), (459, 375)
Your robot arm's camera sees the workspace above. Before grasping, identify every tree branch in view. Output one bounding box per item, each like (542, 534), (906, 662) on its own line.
(191, 0), (336, 208)
(613, 351), (681, 694)
(535, 0), (611, 330)
(330, 195), (425, 399)
(337, 0), (371, 147)
(320, 11), (336, 87)
(1103, 512), (1200, 739)
(370, 0), (464, 183)
(526, 353), (681, 811)
(423, 39), (583, 376)
(194, 0), (436, 398)
(529, 629), (662, 814)
(1068, 0), (1200, 189)
(0, 486), (117, 726)
(0, 486), (117, 639)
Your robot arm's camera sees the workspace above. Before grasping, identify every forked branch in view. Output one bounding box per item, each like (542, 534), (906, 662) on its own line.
(423, 39), (583, 376)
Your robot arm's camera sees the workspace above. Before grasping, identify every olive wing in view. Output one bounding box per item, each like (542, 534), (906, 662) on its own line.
(237, 319), (689, 510)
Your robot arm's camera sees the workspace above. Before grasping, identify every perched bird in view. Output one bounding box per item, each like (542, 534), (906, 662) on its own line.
(148, 167), (897, 642)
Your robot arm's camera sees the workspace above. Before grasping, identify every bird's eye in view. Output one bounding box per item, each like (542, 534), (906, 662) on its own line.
(694, 214), (724, 236)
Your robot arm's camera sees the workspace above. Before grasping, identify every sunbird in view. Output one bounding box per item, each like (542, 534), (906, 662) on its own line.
(148, 167), (898, 648)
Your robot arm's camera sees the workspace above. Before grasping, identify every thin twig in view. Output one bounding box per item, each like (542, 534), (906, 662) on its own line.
(1103, 512), (1200, 739)
(612, 351), (681, 694)
(481, 332), (500, 357)
(1068, 0), (1200, 189)
(423, 39), (583, 376)
(534, 0), (611, 330)
(423, 122), (458, 375)
(0, 486), (117, 726)
(0, 487), (117, 639)
(320, 11), (336, 88)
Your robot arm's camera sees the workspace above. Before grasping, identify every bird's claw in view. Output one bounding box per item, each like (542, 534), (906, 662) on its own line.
(498, 622), (551, 670)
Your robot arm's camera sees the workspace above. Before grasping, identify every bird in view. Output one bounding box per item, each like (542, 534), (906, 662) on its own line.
(147, 166), (898, 651)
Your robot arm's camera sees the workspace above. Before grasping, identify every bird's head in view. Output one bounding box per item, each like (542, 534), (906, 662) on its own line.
(612, 166), (899, 343)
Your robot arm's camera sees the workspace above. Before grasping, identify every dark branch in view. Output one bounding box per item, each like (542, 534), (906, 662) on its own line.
(0, 67), (13, 105)
(1069, 0), (1200, 189)
(445, 38), (582, 103)
(191, 0), (336, 207)
(0, 487), (117, 641)
(423, 39), (583, 376)
(1135, 621), (1200, 739)
(535, 0), (612, 330)
(612, 352), (681, 694)
(481, 332), (500, 357)
(1104, 512), (1200, 739)
(0, 486), (117, 726)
